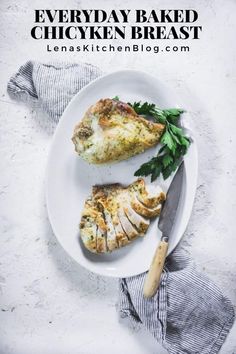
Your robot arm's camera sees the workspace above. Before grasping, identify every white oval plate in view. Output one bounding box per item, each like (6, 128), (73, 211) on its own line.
(46, 70), (198, 278)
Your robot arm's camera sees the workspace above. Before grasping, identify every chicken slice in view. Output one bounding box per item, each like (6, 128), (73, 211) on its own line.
(115, 187), (150, 235)
(118, 208), (139, 241)
(130, 179), (166, 208)
(72, 98), (165, 164)
(130, 191), (162, 218)
(103, 209), (119, 251)
(95, 207), (107, 253)
(113, 214), (130, 248)
(79, 198), (98, 253)
(123, 204), (150, 235)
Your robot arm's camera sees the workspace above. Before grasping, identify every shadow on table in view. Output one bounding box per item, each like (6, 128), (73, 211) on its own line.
(41, 203), (118, 299)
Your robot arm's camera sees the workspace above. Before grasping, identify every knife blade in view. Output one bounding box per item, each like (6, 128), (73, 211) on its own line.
(143, 161), (185, 298)
(158, 161), (184, 239)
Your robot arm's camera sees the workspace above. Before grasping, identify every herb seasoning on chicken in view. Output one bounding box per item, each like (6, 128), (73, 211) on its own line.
(72, 98), (165, 164)
(80, 179), (165, 253)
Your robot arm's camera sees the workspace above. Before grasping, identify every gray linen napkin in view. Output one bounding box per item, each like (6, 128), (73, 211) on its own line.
(7, 61), (235, 354)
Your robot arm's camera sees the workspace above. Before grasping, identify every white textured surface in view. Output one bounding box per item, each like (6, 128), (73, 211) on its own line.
(0, 0), (236, 353)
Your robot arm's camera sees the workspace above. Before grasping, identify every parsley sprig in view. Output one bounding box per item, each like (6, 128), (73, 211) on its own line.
(112, 97), (191, 181)
(129, 101), (190, 180)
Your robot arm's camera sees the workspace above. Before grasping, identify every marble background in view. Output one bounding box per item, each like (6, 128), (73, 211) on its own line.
(0, 0), (236, 353)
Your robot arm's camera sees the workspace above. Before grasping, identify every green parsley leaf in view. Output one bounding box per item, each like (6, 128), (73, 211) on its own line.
(163, 108), (184, 116)
(162, 154), (173, 168)
(128, 100), (190, 180)
(161, 130), (176, 152)
(151, 165), (162, 182)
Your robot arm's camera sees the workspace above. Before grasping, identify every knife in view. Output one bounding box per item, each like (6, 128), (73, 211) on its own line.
(143, 161), (184, 298)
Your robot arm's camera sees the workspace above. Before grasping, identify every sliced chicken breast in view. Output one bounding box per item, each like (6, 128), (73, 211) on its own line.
(93, 185), (130, 249)
(79, 179), (165, 253)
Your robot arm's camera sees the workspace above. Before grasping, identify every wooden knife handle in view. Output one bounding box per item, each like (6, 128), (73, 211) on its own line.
(143, 239), (169, 298)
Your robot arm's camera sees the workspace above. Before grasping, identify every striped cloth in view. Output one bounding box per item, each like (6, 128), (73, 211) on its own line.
(7, 61), (102, 122)
(7, 61), (235, 354)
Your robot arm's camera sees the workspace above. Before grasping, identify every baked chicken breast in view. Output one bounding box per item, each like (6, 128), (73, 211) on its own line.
(80, 179), (165, 253)
(72, 98), (165, 164)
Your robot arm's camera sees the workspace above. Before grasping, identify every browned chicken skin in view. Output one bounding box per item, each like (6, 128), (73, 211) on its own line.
(72, 98), (165, 164)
